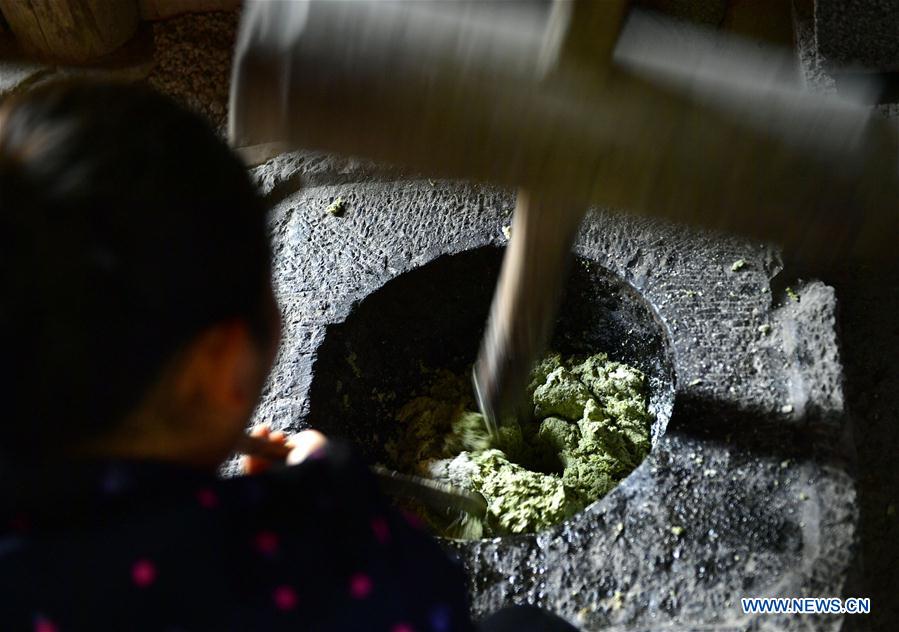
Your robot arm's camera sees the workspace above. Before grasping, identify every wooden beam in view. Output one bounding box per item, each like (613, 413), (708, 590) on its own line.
(0, 0), (140, 63)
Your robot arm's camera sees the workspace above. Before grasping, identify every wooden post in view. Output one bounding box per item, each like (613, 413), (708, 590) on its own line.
(0, 0), (140, 63)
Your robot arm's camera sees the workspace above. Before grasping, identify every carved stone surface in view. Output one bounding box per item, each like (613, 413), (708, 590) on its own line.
(251, 152), (857, 631)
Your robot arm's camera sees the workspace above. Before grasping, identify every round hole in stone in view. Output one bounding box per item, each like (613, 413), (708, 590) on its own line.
(307, 246), (675, 535)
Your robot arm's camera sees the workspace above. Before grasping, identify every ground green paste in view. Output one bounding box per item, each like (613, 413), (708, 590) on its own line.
(385, 353), (653, 538)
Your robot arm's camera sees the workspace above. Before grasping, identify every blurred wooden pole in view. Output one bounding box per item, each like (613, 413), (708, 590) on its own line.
(0, 0), (140, 63)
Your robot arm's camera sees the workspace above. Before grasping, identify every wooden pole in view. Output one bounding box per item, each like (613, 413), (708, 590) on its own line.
(0, 0), (140, 63)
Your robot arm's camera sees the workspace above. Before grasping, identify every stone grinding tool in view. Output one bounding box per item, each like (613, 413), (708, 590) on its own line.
(229, 0), (898, 437)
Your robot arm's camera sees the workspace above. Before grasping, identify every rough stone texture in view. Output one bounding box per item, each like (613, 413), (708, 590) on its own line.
(793, 7), (898, 630)
(251, 150), (858, 631)
(815, 0), (899, 70)
(794, 1), (839, 94)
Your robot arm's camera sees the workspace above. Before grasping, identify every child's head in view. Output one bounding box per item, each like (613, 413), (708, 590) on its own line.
(0, 80), (277, 467)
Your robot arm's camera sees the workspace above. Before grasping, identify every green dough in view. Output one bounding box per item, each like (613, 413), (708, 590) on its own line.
(386, 352), (653, 538)
(533, 367), (593, 420)
(469, 450), (572, 534)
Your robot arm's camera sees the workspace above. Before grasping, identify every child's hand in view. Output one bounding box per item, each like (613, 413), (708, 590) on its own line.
(284, 428), (328, 465)
(240, 424), (328, 475)
(240, 424), (288, 475)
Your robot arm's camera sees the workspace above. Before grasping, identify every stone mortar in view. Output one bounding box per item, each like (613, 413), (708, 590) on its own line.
(305, 246), (677, 467)
(249, 152), (858, 632)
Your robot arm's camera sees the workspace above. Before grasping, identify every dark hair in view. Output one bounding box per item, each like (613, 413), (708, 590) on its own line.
(0, 80), (271, 456)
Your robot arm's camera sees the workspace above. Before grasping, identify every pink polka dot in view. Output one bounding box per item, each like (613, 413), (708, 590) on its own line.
(255, 530), (279, 555)
(400, 509), (425, 530)
(370, 517), (390, 544)
(272, 585), (298, 611)
(34, 618), (57, 632)
(131, 559), (157, 587)
(196, 488), (218, 509)
(392, 624), (414, 632)
(349, 572), (373, 599)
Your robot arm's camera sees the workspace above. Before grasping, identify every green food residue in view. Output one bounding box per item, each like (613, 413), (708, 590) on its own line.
(385, 353), (653, 538)
(326, 196), (346, 216)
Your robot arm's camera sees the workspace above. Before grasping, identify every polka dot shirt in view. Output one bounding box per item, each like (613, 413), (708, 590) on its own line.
(0, 443), (473, 631)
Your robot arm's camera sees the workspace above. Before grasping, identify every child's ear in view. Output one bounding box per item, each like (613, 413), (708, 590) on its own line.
(176, 320), (265, 419)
